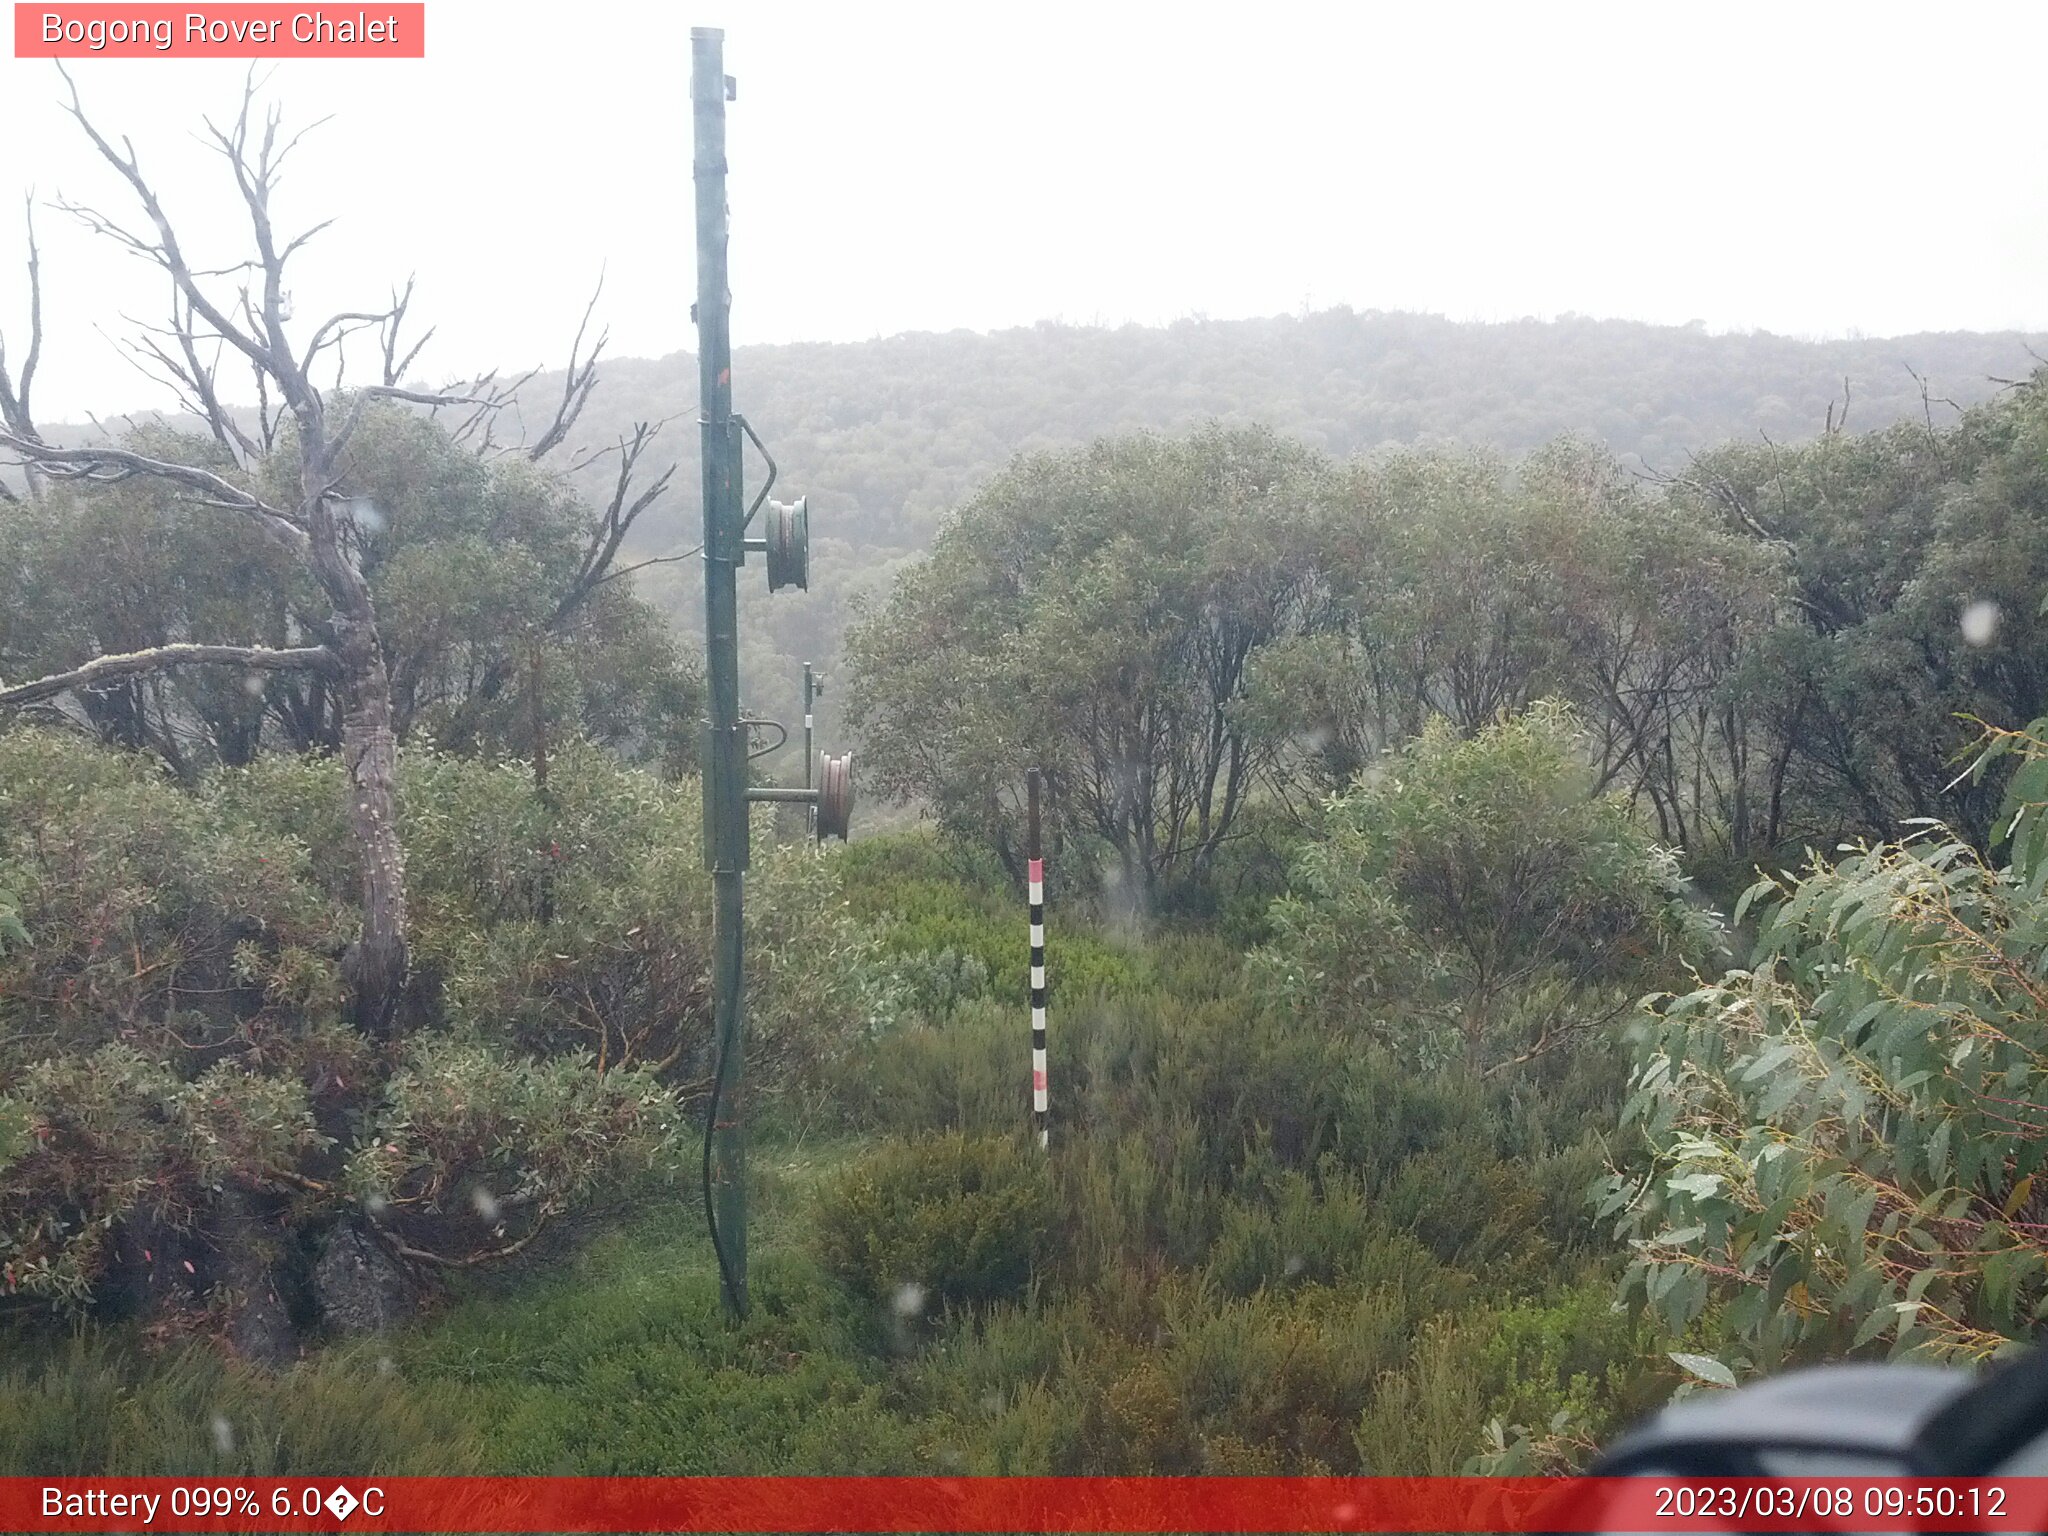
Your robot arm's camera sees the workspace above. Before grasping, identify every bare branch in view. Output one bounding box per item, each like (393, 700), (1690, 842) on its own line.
(563, 412), (683, 477)
(102, 291), (259, 463)
(446, 366), (535, 454)
(0, 431), (308, 551)
(526, 274), (606, 461)
(16, 196), (41, 426)
(364, 384), (500, 410)
(329, 382), (507, 462)
(0, 642), (335, 709)
(0, 192), (43, 442)
(46, 191), (157, 261)
(276, 214), (335, 265)
(241, 360), (277, 455)
(582, 545), (702, 594)
(377, 277), (435, 388)
(53, 65), (283, 394)
(171, 292), (261, 461)
(200, 87), (311, 421)
(550, 419), (677, 628)
(1824, 375), (1852, 439)
(1906, 362), (1963, 460)
(300, 308), (390, 379)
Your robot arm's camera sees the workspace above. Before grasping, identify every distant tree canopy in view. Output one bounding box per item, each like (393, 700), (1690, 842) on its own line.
(517, 309), (2046, 750)
(852, 374), (2048, 896)
(1667, 394), (2048, 851)
(31, 312), (2046, 759)
(541, 311), (2048, 565)
(0, 405), (700, 777)
(847, 425), (1327, 899)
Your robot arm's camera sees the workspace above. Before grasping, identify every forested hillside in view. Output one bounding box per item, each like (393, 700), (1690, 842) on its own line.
(526, 311), (2048, 732)
(38, 312), (2046, 738)
(564, 311), (2048, 555)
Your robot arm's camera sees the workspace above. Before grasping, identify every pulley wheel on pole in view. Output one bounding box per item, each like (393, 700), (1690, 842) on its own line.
(765, 497), (808, 592)
(816, 751), (854, 841)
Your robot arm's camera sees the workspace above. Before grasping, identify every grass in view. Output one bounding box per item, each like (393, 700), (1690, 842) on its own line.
(396, 1137), (941, 1475)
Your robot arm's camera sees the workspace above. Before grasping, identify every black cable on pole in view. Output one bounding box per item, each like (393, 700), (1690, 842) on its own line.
(701, 1025), (743, 1314)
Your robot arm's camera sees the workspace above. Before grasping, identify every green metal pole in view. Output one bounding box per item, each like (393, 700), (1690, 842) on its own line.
(693, 25), (748, 1322)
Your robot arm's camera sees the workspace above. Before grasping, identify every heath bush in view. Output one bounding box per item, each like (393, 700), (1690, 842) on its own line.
(815, 1133), (1057, 1314)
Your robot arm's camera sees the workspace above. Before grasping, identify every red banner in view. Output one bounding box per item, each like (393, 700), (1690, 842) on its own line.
(6, 1477), (2048, 1533)
(14, 4), (425, 57)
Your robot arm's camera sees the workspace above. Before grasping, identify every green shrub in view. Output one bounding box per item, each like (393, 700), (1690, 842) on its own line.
(1257, 702), (1717, 1073)
(345, 1038), (681, 1267)
(0, 725), (883, 1338)
(1469, 1280), (1664, 1473)
(1055, 1122), (1225, 1281)
(1062, 989), (1351, 1182)
(414, 746), (895, 1096)
(815, 1133), (1057, 1314)
(853, 1000), (1029, 1137)
(1205, 1165), (1458, 1301)
(841, 828), (1147, 1019)
(0, 729), (347, 1068)
(0, 881), (28, 957)
(1607, 720), (2048, 1374)
(0, 1333), (482, 1474)
(1379, 1149), (1550, 1273)
(0, 1046), (328, 1310)
(1352, 1318), (1492, 1474)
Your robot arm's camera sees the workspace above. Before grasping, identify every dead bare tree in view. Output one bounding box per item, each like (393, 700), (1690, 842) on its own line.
(427, 414), (693, 757)
(0, 194), (43, 503)
(0, 71), (497, 1038)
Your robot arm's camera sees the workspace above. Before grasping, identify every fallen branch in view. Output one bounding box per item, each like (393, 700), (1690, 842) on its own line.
(0, 641), (334, 708)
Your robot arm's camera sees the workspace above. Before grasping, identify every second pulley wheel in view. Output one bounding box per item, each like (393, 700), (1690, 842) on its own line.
(816, 750), (853, 841)
(765, 496), (808, 592)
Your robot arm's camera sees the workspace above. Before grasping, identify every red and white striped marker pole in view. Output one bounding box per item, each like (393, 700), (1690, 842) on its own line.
(1027, 768), (1049, 1148)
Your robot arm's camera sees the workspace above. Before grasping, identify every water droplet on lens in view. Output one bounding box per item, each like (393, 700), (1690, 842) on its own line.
(891, 1281), (927, 1318)
(1962, 599), (2001, 647)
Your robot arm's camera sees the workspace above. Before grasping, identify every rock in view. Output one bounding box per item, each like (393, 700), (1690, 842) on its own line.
(313, 1221), (412, 1335)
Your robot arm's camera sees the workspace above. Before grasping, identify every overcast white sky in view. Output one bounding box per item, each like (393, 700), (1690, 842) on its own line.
(4, 0), (2046, 420)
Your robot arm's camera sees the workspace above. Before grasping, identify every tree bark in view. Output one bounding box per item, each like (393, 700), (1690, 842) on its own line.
(309, 489), (409, 1035)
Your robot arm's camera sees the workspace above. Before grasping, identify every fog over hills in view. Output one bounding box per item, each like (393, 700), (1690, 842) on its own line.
(467, 308), (2044, 729)
(41, 307), (2048, 733)
(524, 307), (2048, 561)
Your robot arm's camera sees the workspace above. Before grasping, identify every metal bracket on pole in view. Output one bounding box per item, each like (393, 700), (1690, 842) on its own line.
(737, 414), (777, 529)
(744, 750), (854, 841)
